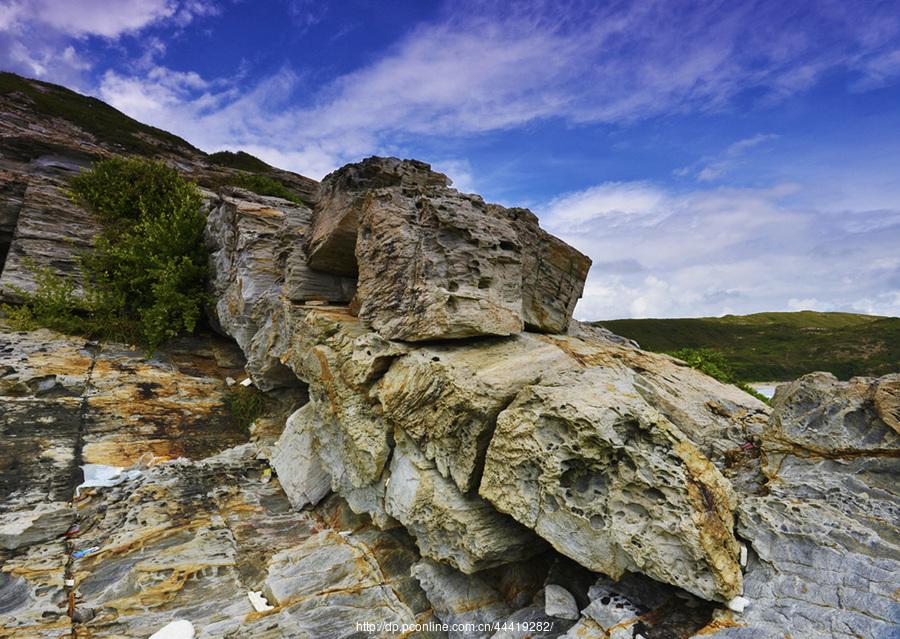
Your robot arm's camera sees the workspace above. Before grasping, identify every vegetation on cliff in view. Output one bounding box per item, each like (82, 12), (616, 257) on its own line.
(224, 172), (309, 206)
(4, 157), (208, 350)
(595, 311), (899, 380)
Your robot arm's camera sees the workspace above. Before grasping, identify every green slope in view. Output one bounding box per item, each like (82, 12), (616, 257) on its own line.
(0, 71), (199, 156)
(594, 311), (899, 381)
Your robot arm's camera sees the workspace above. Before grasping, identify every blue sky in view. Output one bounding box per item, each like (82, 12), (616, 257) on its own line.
(2, 0), (899, 319)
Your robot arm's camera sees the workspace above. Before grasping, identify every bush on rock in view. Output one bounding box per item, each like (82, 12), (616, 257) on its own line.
(3, 157), (208, 351)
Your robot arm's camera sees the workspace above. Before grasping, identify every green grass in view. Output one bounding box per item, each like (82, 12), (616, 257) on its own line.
(669, 348), (770, 403)
(0, 72), (198, 157)
(225, 386), (267, 429)
(594, 311), (899, 380)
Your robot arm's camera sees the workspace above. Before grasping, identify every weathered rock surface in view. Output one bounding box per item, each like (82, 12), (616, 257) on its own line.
(480, 364), (743, 602)
(270, 404), (331, 509)
(0, 324), (267, 638)
(307, 157), (590, 340)
(354, 184), (526, 340)
(68, 447), (438, 639)
(2, 75), (898, 639)
(701, 373), (900, 638)
(308, 156), (449, 276)
(375, 333), (576, 493)
(412, 558), (514, 639)
(386, 432), (542, 573)
(228, 300), (768, 600)
(0, 324), (443, 639)
(205, 189), (355, 390)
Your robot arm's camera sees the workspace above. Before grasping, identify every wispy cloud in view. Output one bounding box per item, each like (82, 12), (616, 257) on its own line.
(78, 0), (900, 177)
(676, 134), (779, 182)
(0, 0), (218, 88)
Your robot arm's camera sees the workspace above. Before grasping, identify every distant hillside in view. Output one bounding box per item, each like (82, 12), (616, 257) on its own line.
(594, 311), (900, 381)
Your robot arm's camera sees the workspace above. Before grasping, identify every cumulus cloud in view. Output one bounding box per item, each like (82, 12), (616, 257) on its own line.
(542, 181), (900, 319)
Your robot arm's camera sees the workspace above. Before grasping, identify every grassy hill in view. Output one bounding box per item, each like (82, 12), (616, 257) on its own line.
(594, 311), (899, 381)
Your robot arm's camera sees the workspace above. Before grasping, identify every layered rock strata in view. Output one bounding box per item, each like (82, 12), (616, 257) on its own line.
(701, 373), (900, 638)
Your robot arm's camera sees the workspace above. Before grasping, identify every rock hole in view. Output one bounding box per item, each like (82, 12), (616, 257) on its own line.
(448, 281), (459, 292)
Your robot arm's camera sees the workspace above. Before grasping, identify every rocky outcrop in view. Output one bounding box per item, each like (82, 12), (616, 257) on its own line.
(204, 156), (771, 603)
(0, 73), (319, 305)
(0, 324), (274, 638)
(700, 373), (900, 638)
(204, 189), (355, 389)
(306, 157), (591, 340)
(2, 75), (898, 638)
(307, 157), (449, 276)
(481, 364), (743, 602)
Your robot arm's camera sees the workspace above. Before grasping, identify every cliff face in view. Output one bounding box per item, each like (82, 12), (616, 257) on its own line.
(0, 71), (317, 303)
(1, 73), (898, 639)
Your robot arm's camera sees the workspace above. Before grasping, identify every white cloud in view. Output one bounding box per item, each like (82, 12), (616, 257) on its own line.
(0, 0), (218, 87)
(851, 48), (900, 91)
(542, 181), (900, 319)
(29, 0), (177, 38)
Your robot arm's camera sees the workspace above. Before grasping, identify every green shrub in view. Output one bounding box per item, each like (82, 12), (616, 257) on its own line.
(669, 347), (770, 403)
(7, 157), (209, 351)
(225, 172), (307, 205)
(225, 386), (267, 429)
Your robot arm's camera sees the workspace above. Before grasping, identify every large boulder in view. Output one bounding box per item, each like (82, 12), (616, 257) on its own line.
(355, 185), (525, 340)
(306, 157), (591, 340)
(270, 404), (331, 510)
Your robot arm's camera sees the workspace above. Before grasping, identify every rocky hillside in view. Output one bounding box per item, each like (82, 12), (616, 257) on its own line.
(1, 74), (898, 639)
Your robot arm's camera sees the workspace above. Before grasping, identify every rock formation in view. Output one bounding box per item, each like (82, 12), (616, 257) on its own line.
(1, 73), (897, 638)
(307, 157), (591, 340)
